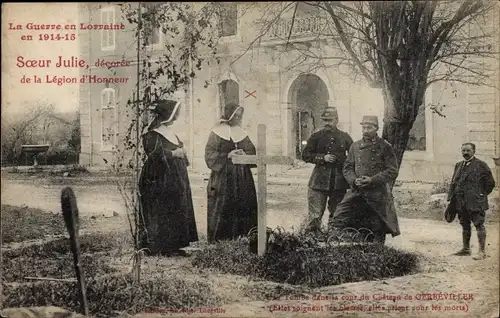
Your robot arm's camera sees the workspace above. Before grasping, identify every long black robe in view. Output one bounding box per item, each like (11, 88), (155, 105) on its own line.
(205, 127), (258, 243)
(138, 130), (198, 254)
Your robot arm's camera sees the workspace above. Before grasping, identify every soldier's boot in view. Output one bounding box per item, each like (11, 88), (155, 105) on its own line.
(473, 226), (487, 260)
(454, 230), (471, 256)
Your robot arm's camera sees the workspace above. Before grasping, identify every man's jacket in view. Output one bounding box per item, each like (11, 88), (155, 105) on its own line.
(447, 157), (496, 212)
(302, 126), (353, 191)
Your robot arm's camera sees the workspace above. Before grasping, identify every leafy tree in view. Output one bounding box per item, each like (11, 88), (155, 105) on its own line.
(1, 103), (54, 165)
(68, 112), (81, 153)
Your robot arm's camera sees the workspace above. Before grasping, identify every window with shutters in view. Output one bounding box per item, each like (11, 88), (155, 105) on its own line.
(143, 3), (162, 48)
(218, 79), (240, 118)
(218, 3), (238, 38)
(101, 88), (117, 150)
(100, 6), (116, 51)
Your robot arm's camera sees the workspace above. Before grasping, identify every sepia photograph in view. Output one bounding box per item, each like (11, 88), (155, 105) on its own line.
(1, 1), (499, 317)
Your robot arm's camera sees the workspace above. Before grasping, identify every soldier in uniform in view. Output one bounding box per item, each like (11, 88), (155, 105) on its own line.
(302, 106), (353, 236)
(330, 115), (401, 244)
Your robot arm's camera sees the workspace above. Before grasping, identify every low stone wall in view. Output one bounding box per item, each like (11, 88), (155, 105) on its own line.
(424, 192), (499, 222)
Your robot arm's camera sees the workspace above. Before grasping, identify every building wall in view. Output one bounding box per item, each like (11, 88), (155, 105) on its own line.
(78, 3), (499, 185)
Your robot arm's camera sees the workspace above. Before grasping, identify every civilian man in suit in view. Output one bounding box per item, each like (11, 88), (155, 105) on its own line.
(329, 115), (401, 244)
(447, 142), (495, 260)
(302, 106), (353, 236)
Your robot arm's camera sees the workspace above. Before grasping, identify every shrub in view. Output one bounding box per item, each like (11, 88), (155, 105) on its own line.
(431, 177), (451, 194)
(3, 273), (223, 317)
(192, 229), (420, 288)
(68, 164), (89, 174)
(35, 148), (79, 166)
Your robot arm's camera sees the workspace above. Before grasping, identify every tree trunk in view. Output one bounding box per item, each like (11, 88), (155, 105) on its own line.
(382, 118), (412, 190)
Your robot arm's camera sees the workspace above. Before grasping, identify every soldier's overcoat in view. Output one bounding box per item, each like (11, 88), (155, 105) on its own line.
(338, 136), (401, 236)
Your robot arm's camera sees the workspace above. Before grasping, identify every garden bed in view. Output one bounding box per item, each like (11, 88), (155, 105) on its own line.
(192, 229), (421, 288)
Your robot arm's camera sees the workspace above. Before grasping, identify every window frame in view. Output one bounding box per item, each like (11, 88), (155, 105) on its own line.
(145, 25), (163, 49)
(143, 3), (164, 50)
(100, 6), (116, 52)
(217, 3), (241, 43)
(100, 88), (117, 152)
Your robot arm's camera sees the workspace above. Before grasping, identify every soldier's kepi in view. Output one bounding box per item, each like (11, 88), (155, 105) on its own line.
(329, 115), (401, 244)
(302, 106), (353, 237)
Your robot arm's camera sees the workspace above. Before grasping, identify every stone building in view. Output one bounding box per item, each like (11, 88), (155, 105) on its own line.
(77, 3), (499, 184)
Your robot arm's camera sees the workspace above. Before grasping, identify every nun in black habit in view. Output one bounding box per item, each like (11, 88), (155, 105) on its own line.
(138, 99), (198, 256)
(205, 103), (258, 243)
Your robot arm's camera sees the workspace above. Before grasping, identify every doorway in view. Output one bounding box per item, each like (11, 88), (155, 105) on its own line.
(288, 74), (330, 158)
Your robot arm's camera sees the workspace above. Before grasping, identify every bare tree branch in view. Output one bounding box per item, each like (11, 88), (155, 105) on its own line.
(229, 2), (296, 67)
(323, 2), (374, 84)
(285, 2), (299, 50)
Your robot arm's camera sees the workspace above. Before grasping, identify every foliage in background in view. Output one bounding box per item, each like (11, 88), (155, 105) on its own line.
(1, 103), (80, 166)
(431, 177), (452, 195)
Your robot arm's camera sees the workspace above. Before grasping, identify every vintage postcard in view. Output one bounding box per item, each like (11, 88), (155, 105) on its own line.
(1, 2), (499, 317)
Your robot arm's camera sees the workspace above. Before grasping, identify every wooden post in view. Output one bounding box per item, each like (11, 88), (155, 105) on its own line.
(134, 2), (143, 285)
(61, 187), (89, 316)
(257, 124), (267, 256)
(231, 124), (294, 256)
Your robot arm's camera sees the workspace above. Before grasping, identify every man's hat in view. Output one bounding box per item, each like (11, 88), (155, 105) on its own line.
(360, 115), (379, 127)
(320, 106), (338, 120)
(444, 201), (457, 223)
(149, 100), (181, 123)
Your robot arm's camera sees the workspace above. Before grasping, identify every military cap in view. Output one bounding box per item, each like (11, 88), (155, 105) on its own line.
(320, 106), (338, 120)
(360, 115), (379, 127)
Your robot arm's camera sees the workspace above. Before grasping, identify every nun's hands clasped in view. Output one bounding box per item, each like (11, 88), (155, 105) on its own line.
(227, 149), (245, 159)
(172, 148), (186, 158)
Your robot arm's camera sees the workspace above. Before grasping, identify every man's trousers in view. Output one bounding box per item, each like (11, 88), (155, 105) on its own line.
(305, 187), (346, 233)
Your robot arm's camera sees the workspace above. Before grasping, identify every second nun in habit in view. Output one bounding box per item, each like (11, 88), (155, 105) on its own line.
(138, 100), (198, 256)
(205, 103), (258, 243)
